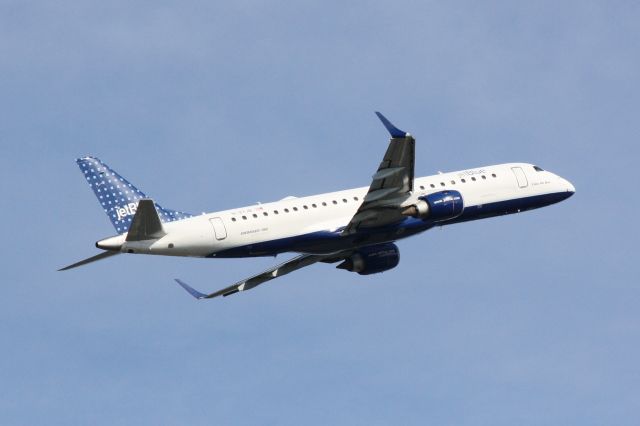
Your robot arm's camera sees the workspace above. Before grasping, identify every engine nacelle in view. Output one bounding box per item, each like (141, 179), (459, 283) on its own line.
(402, 190), (464, 222)
(336, 243), (400, 275)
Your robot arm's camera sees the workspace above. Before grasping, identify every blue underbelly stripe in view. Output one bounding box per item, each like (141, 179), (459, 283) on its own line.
(210, 191), (572, 258)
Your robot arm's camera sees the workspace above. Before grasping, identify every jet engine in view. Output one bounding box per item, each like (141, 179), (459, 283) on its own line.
(401, 190), (464, 222)
(336, 243), (400, 275)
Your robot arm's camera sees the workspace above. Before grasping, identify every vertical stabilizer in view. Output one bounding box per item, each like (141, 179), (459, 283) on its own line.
(76, 156), (193, 234)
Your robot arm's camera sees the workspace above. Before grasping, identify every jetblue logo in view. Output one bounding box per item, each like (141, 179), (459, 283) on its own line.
(115, 202), (138, 221)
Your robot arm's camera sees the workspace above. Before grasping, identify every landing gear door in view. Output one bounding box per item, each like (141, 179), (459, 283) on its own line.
(511, 167), (529, 188)
(209, 217), (227, 240)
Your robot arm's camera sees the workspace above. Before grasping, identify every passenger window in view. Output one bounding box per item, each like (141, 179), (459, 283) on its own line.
(274, 210), (279, 214)
(481, 175), (486, 180)
(342, 198), (347, 203)
(440, 182), (445, 186)
(322, 202), (327, 206)
(420, 185), (425, 190)
(303, 205), (308, 210)
(242, 215), (247, 220)
(492, 173), (497, 178)
(312, 203), (317, 208)
(471, 177), (476, 181)
(231, 217), (237, 222)
(461, 178), (466, 183)
(284, 208), (289, 213)
(353, 197), (359, 201)
(252, 213), (257, 218)
(430, 184), (435, 188)
(263, 212), (268, 216)
(332, 200), (337, 205)
(451, 180), (455, 185)
(293, 207), (298, 211)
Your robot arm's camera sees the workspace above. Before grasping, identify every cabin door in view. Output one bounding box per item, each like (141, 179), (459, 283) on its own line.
(511, 167), (529, 188)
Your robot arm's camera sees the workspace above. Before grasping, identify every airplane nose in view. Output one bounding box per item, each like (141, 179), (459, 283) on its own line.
(564, 179), (575, 195)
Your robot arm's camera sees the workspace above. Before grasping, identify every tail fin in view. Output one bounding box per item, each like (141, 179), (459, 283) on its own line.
(76, 156), (193, 234)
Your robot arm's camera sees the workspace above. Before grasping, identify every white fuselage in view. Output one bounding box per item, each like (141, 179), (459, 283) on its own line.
(102, 163), (574, 258)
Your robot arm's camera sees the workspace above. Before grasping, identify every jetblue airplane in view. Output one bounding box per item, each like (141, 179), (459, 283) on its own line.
(60, 112), (575, 299)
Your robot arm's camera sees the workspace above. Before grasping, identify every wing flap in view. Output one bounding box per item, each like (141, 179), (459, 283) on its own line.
(372, 166), (406, 180)
(363, 187), (402, 203)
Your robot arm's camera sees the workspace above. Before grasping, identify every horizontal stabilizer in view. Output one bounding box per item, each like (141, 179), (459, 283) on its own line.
(126, 199), (166, 241)
(58, 251), (120, 271)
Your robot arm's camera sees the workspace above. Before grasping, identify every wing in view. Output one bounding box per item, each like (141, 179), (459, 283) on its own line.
(174, 254), (329, 299)
(342, 112), (415, 235)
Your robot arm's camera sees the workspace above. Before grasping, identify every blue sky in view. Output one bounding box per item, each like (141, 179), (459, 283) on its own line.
(1, 1), (639, 424)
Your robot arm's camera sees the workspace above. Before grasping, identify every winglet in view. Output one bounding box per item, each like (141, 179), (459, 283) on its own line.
(174, 279), (207, 299)
(375, 111), (408, 138)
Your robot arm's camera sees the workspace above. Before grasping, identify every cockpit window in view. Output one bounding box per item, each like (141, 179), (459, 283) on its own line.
(533, 165), (544, 172)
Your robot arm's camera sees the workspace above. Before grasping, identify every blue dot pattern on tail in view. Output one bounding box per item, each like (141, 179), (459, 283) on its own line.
(77, 156), (194, 234)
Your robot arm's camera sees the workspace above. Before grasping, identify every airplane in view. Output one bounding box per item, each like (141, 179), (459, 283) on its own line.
(60, 112), (575, 299)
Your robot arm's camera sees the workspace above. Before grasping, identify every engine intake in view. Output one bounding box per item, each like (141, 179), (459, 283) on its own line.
(337, 243), (400, 275)
(402, 190), (464, 222)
